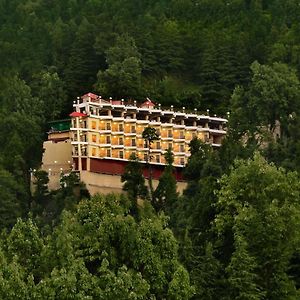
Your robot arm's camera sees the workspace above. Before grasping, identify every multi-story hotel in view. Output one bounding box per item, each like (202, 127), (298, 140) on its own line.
(41, 92), (227, 194)
(69, 92), (227, 183)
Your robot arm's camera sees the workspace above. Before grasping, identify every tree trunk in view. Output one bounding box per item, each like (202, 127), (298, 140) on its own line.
(147, 141), (154, 201)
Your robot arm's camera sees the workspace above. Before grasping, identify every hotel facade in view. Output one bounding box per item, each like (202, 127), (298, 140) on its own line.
(69, 92), (227, 182)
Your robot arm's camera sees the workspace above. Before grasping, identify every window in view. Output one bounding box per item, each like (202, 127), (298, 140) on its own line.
(144, 153), (148, 161)
(156, 155), (160, 163)
(131, 139), (136, 146)
(92, 135), (97, 143)
(131, 125), (136, 133)
(156, 129), (161, 136)
(179, 144), (185, 152)
(92, 148), (96, 156)
(180, 131), (185, 139)
(119, 137), (123, 145)
(119, 123), (124, 131)
(168, 129), (172, 138)
(106, 149), (111, 157)
(119, 151), (124, 159)
(106, 123), (111, 130)
(168, 142), (172, 149)
(106, 136), (111, 144)
(180, 158), (185, 165)
(156, 141), (161, 149)
(138, 141), (144, 148)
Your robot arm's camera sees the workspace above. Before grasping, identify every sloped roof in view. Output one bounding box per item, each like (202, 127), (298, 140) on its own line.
(81, 92), (99, 100)
(141, 98), (155, 107)
(69, 112), (88, 117)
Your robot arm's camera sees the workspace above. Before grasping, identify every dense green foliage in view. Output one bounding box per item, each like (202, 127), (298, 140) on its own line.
(3, 0), (300, 298)
(2, 0), (300, 113)
(0, 194), (193, 299)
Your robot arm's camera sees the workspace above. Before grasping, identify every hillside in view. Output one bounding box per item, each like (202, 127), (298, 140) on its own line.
(2, 1), (300, 298)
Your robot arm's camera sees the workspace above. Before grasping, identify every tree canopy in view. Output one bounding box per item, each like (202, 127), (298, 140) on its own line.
(2, 0), (300, 298)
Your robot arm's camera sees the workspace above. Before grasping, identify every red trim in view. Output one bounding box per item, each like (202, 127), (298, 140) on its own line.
(69, 112), (88, 117)
(89, 158), (184, 181)
(90, 159), (126, 175)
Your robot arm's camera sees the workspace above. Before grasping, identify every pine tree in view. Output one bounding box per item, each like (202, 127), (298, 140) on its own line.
(64, 18), (99, 99)
(31, 170), (50, 218)
(94, 34), (142, 98)
(153, 148), (178, 215)
(226, 234), (264, 300)
(121, 153), (148, 218)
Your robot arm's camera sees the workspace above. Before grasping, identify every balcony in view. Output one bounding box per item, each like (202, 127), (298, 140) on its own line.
(98, 143), (111, 148)
(111, 144), (124, 149)
(173, 151), (186, 156)
(173, 124), (185, 129)
(209, 128), (227, 135)
(99, 129), (112, 134)
(136, 120), (149, 124)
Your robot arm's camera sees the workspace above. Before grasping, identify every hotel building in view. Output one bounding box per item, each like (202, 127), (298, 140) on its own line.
(69, 92), (227, 183)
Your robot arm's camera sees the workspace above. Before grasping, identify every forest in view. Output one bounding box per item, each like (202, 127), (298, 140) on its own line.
(2, 0), (300, 298)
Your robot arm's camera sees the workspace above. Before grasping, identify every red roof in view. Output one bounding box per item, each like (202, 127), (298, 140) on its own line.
(81, 92), (99, 100)
(69, 112), (88, 117)
(112, 100), (122, 105)
(141, 98), (155, 108)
